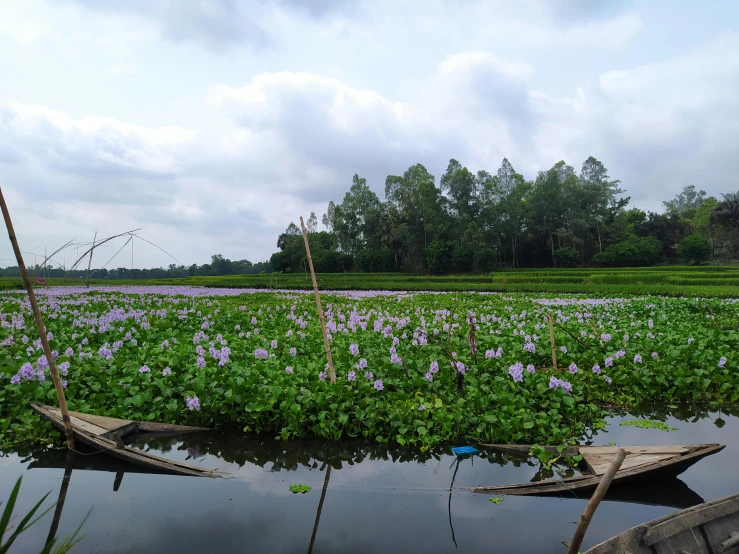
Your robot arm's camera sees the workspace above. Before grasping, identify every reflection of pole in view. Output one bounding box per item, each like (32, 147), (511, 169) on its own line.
(308, 466), (331, 554)
(448, 458), (460, 549)
(114, 471), (124, 491)
(46, 454), (73, 547)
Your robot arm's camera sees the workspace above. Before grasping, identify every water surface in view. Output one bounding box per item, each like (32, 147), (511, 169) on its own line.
(1, 406), (737, 553)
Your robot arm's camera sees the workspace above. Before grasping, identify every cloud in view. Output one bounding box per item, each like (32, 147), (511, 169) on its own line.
(62, 0), (360, 52)
(531, 32), (739, 208)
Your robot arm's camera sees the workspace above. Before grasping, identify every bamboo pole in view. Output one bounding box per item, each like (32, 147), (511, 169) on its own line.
(567, 448), (626, 554)
(548, 313), (557, 370)
(85, 231), (96, 288)
(0, 188), (75, 448)
(299, 216), (336, 383)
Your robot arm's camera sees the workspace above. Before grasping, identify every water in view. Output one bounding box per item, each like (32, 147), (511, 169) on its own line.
(1, 406), (737, 554)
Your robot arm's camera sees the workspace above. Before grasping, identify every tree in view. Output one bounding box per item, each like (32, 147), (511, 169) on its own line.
(592, 235), (661, 267)
(307, 212), (318, 233)
(677, 234), (712, 265)
(553, 247), (579, 268)
(663, 185), (707, 217)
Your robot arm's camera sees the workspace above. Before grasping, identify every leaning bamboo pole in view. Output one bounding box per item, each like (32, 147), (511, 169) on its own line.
(0, 188), (75, 448)
(299, 217), (336, 383)
(567, 448), (626, 554)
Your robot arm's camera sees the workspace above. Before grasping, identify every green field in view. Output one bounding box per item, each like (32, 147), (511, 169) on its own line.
(5, 266), (739, 297)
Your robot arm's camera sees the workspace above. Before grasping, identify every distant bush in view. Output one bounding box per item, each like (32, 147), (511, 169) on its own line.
(553, 247), (580, 268)
(451, 245), (474, 272)
(677, 234), (712, 265)
(592, 235), (661, 267)
(355, 248), (396, 272)
(424, 240), (452, 275)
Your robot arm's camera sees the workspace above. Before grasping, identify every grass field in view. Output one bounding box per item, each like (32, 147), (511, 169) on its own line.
(4, 266), (739, 297)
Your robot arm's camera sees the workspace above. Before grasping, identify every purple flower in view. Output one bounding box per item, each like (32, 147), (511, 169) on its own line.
(139, 365), (151, 374)
(523, 342), (536, 354)
(196, 356), (206, 368)
(548, 375), (572, 393)
(10, 374), (20, 385)
(319, 371), (327, 381)
(614, 350), (626, 359)
(162, 367), (172, 376)
(347, 370), (356, 381)
(289, 347), (297, 357)
(592, 364), (601, 375)
(373, 379), (384, 391)
(429, 360), (439, 373)
(419, 404), (426, 411)
(425, 371), (433, 382)
(161, 339), (169, 349)
(568, 363), (578, 374)
(364, 371), (373, 381)
(270, 339), (278, 349)
(605, 356), (614, 367)
(254, 348), (268, 359)
(59, 361), (70, 376)
(560, 345), (567, 354)
(648, 319), (654, 328)
(349, 343), (359, 356)
(719, 356), (727, 368)
(454, 361), (466, 373)
(508, 362), (524, 383)
(357, 358), (368, 369)
(526, 364), (535, 373)
(601, 333), (611, 342)
(64, 347), (73, 357)
(604, 376), (612, 384)
(286, 366), (294, 374)
(186, 395), (200, 411)
(651, 352), (658, 358)
(688, 337), (694, 345)
(633, 354), (642, 363)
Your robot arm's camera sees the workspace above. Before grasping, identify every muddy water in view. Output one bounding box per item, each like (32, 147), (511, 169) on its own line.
(1, 406), (737, 554)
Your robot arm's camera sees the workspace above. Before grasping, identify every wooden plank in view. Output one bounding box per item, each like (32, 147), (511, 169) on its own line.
(586, 453), (674, 476)
(642, 496), (739, 546)
(581, 446), (687, 455)
(653, 527), (709, 554)
(137, 421), (210, 432)
(68, 416), (109, 437)
(70, 411), (135, 432)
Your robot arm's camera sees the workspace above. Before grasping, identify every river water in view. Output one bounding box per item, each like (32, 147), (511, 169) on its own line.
(1, 406), (737, 554)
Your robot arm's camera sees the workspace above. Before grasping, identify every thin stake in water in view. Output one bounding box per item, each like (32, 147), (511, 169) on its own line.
(300, 216), (336, 383)
(0, 188), (75, 449)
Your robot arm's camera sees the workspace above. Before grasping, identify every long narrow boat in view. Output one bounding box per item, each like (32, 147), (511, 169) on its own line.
(584, 492), (739, 553)
(30, 402), (223, 478)
(470, 444), (723, 496)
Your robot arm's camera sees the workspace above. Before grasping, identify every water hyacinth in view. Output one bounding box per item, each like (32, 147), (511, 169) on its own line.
(2, 285), (738, 452)
(186, 395), (201, 411)
(508, 362), (524, 383)
(373, 379), (384, 391)
(139, 365), (151, 374)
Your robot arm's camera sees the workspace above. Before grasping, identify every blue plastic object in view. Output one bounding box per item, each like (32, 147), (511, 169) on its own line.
(451, 446), (479, 456)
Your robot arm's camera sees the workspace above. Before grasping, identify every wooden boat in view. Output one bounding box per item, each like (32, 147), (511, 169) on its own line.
(470, 444), (724, 496)
(30, 402), (223, 478)
(584, 492), (739, 553)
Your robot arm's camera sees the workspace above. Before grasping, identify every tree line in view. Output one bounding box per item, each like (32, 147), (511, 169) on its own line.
(2, 255), (273, 281)
(270, 157), (739, 273)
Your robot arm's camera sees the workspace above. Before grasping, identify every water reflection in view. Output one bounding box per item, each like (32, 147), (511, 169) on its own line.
(2, 405), (737, 554)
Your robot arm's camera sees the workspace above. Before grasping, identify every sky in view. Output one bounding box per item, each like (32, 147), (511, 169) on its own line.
(1, 0), (738, 269)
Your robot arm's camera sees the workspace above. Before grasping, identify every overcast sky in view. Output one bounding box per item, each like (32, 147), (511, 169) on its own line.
(1, 0), (738, 269)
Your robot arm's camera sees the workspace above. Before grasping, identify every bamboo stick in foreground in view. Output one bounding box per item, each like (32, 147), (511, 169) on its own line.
(548, 313), (557, 370)
(0, 188), (75, 449)
(300, 216), (336, 383)
(567, 448), (626, 554)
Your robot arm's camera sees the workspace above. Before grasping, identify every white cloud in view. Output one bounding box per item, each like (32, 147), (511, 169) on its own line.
(1, 0), (737, 267)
